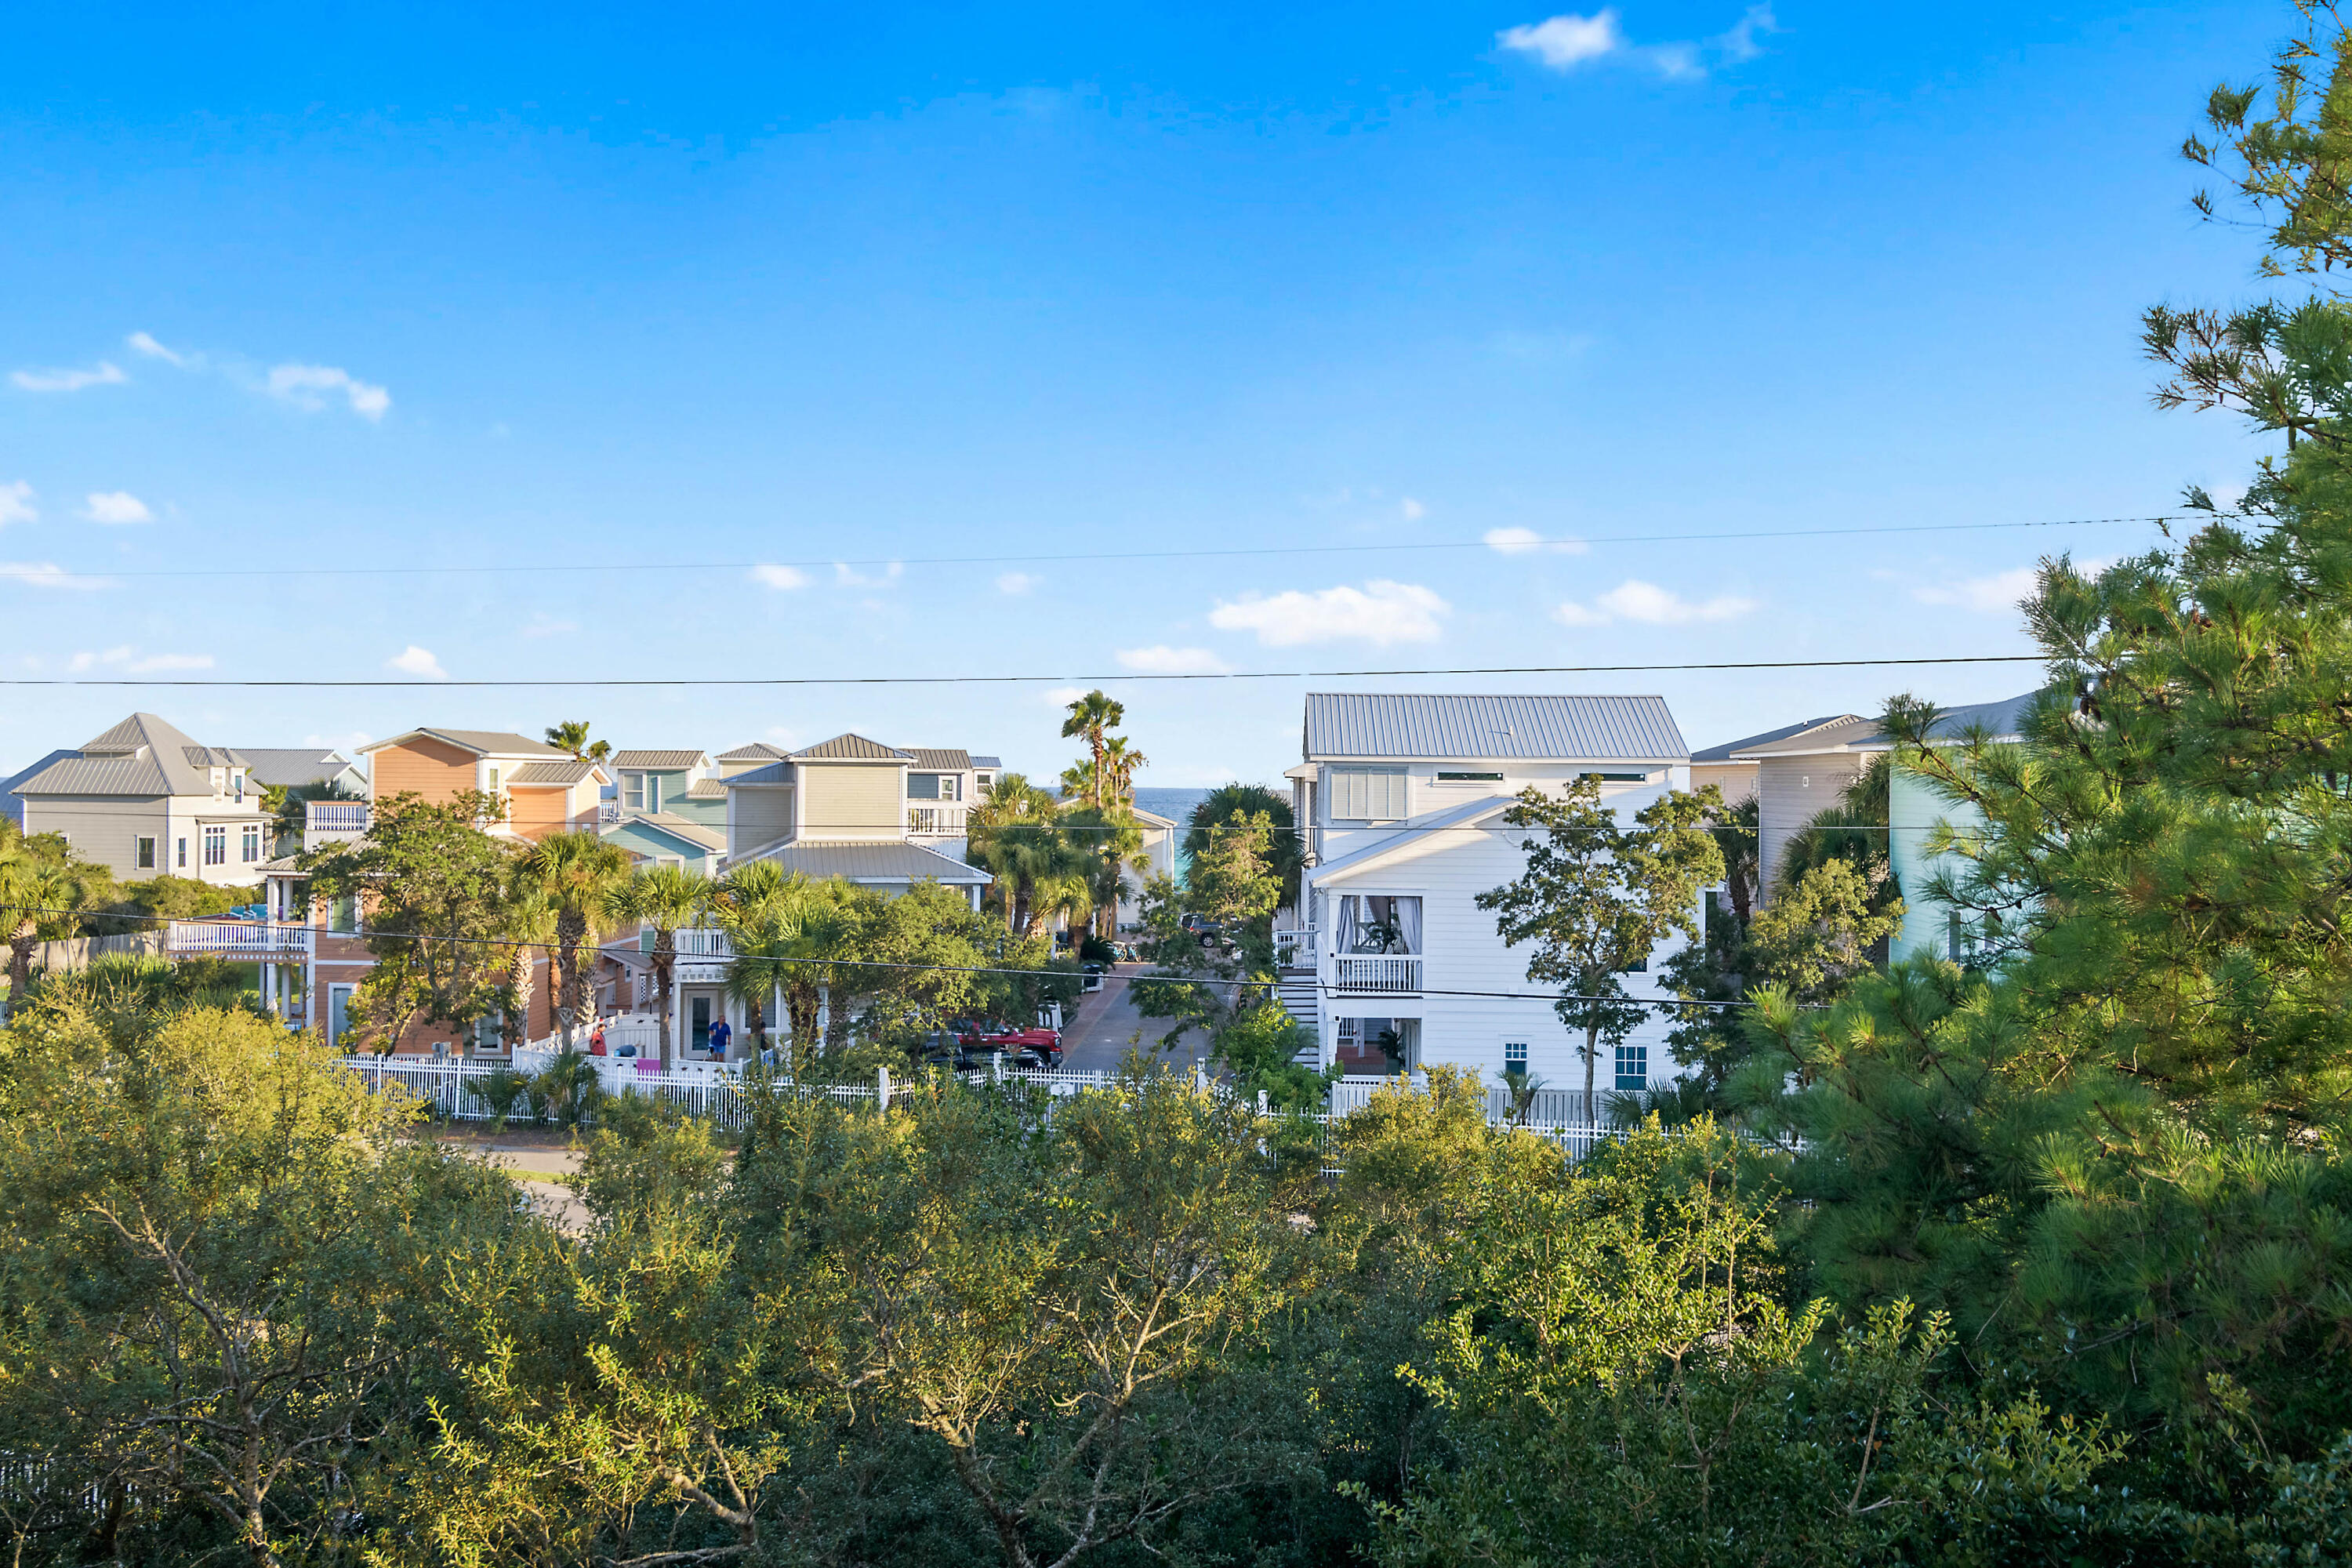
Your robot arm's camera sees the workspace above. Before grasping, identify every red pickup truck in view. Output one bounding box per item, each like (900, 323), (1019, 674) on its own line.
(951, 1018), (1064, 1068)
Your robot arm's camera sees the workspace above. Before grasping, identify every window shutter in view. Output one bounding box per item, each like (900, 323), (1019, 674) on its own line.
(1329, 767), (1406, 820)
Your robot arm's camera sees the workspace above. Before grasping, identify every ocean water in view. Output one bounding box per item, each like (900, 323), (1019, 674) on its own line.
(1131, 786), (1214, 833)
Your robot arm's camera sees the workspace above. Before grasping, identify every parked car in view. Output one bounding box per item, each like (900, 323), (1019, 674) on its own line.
(1179, 913), (1225, 946)
(942, 1018), (1064, 1069)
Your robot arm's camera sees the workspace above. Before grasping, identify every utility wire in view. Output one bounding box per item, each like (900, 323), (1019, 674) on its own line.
(9, 902), (1761, 1012)
(36, 510), (2198, 583)
(0, 652), (2045, 688)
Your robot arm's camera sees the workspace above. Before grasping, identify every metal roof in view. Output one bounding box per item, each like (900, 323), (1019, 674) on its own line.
(717, 741), (789, 762)
(20, 713), (249, 797)
(727, 762), (794, 786)
(603, 811), (727, 853)
(1730, 716), (1883, 760)
(1302, 693), (1688, 762)
(610, 749), (709, 770)
(739, 839), (991, 884)
(180, 745), (250, 768)
(683, 779), (730, 799)
(361, 728), (567, 758)
(791, 733), (911, 762)
(1848, 691), (2042, 750)
(971, 754), (1002, 770)
(2, 750), (79, 825)
(908, 748), (973, 771)
(507, 760), (600, 786)
(234, 748), (359, 787)
(1691, 715), (1859, 763)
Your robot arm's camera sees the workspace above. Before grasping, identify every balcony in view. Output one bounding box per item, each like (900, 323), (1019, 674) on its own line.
(303, 800), (369, 851)
(167, 920), (315, 960)
(1273, 926), (1317, 971)
(907, 804), (969, 836)
(1327, 953), (1423, 994)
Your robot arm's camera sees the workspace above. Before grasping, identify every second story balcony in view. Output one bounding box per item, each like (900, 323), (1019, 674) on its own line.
(1327, 953), (1424, 994)
(303, 800), (370, 850)
(908, 804), (969, 836)
(166, 919), (314, 960)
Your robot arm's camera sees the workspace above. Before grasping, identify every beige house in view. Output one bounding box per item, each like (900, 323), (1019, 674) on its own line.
(13, 713), (272, 884)
(721, 733), (991, 905)
(1722, 714), (1878, 900)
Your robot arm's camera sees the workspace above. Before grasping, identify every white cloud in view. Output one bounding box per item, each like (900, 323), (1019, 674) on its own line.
(11, 361), (126, 393)
(1116, 645), (1232, 675)
(387, 644), (448, 680)
(0, 482), (33, 527)
(67, 645), (212, 673)
(750, 563), (811, 590)
(1483, 525), (1588, 555)
(1499, 4), (1774, 78)
(126, 331), (197, 368)
(1400, 498), (1427, 522)
(1209, 579), (1450, 647)
(995, 571), (1038, 595)
(833, 561), (903, 589)
(0, 561), (109, 590)
(1914, 567), (2038, 615)
(1553, 579), (1757, 626)
(1041, 685), (1089, 708)
(82, 491), (154, 524)
(267, 363), (390, 420)
(1497, 10), (1626, 67)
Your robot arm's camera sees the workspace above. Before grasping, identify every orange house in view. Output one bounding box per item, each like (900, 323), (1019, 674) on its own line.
(253, 729), (612, 1056)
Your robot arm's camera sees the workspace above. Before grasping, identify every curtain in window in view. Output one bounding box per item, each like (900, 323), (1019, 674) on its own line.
(1333, 894), (1359, 956)
(1396, 895), (1422, 955)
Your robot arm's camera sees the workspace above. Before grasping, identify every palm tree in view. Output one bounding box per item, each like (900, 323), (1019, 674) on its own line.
(1099, 735), (1146, 804)
(967, 774), (1065, 932)
(1059, 690), (1123, 810)
(544, 720), (612, 765)
(603, 862), (710, 1069)
(1185, 784), (1305, 911)
(1065, 804), (1149, 942)
(0, 848), (89, 1014)
(713, 864), (854, 1065)
(499, 890), (559, 1053)
(514, 831), (632, 1051)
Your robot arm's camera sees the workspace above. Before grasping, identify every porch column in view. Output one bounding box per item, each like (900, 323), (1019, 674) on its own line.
(260, 961), (276, 1015)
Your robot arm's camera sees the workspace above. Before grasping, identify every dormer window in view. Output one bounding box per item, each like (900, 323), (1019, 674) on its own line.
(232, 769), (245, 804)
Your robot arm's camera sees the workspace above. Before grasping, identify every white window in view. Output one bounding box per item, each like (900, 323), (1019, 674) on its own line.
(1328, 767), (1407, 822)
(136, 836), (155, 869)
(233, 770), (245, 804)
(328, 984), (355, 1048)
(623, 774), (645, 810)
(203, 826), (227, 866)
(1613, 1043), (1649, 1092)
(241, 824), (262, 863)
(976, 771), (994, 790)
(1581, 771), (1649, 783)
(486, 766), (501, 790)
(176, 837), (187, 869)
(1504, 1040), (1528, 1069)
(1435, 770), (1504, 785)
(909, 772), (961, 802)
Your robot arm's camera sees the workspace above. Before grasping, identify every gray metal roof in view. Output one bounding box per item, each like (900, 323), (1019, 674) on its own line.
(971, 754), (1002, 770)
(363, 728), (567, 758)
(1730, 716), (1882, 759)
(717, 741), (789, 762)
(1302, 693), (1688, 762)
(236, 748), (359, 787)
(1849, 691), (2043, 750)
(610, 749), (709, 770)
(1690, 716), (1857, 763)
(791, 733), (911, 762)
(740, 839), (991, 884)
(727, 762), (794, 786)
(683, 779), (730, 799)
(507, 760), (600, 786)
(2, 749), (79, 826)
(603, 811), (728, 853)
(19, 713), (249, 797)
(908, 748), (972, 771)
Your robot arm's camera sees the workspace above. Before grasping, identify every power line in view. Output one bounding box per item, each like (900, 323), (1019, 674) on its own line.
(0, 652), (2045, 688)
(27, 510), (2187, 583)
(13, 902), (1762, 1012)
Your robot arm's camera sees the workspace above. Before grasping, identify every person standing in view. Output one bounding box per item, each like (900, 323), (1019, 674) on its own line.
(708, 1014), (732, 1062)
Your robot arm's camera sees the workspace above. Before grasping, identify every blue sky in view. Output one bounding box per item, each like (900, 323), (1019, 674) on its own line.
(0, 1), (2288, 788)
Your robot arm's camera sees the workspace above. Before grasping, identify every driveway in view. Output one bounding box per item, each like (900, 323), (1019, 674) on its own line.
(1061, 964), (1210, 1076)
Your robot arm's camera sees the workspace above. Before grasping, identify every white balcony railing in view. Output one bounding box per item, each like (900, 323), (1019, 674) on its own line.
(907, 804), (969, 834)
(167, 920), (315, 959)
(1273, 927), (1317, 970)
(670, 927), (735, 960)
(305, 800), (369, 834)
(1327, 953), (1423, 993)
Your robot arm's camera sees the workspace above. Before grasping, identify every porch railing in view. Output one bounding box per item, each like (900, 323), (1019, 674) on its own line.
(1327, 953), (1423, 993)
(907, 804), (969, 834)
(304, 800), (369, 834)
(1272, 927), (1317, 969)
(165, 920), (315, 959)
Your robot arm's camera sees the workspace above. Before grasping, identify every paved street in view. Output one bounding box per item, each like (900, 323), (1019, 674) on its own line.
(1061, 964), (1208, 1076)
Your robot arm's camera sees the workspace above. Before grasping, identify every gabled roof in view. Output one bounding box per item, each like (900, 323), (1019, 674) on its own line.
(734, 838), (992, 885)
(235, 748), (361, 788)
(791, 733), (911, 762)
(17, 713), (251, 799)
(610, 750), (710, 771)
(360, 728), (568, 759)
(727, 762), (794, 786)
(2, 750), (80, 825)
(507, 759), (602, 786)
(1849, 691), (2042, 750)
(1729, 716), (1882, 760)
(683, 779), (730, 800)
(1303, 693), (1687, 763)
(1693, 715), (1860, 763)
(717, 741), (789, 763)
(1308, 793), (1519, 884)
(602, 811), (728, 855)
(908, 748), (973, 771)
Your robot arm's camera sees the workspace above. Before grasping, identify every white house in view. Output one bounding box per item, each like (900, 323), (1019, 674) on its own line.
(1279, 692), (1697, 1100)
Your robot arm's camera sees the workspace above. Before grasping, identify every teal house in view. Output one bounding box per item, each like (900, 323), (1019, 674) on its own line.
(1860, 691), (2038, 964)
(600, 749), (728, 874)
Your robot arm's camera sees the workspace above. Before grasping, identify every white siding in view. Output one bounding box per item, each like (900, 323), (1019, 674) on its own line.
(1754, 754), (1864, 902)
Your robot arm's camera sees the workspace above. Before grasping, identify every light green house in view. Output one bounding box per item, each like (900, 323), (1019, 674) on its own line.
(601, 750), (727, 873)
(1858, 691), (2038, 964)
